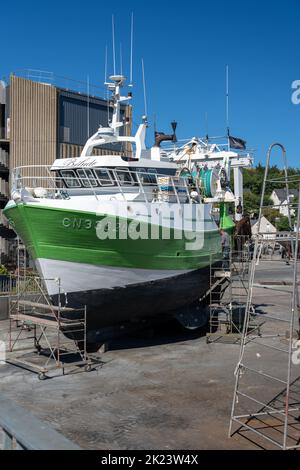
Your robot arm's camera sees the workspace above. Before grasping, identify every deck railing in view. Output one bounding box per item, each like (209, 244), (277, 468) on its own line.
(12, 165), (195, 204)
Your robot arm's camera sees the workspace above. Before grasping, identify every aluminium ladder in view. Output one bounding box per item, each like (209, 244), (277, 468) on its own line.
(229, 143), (300, 450)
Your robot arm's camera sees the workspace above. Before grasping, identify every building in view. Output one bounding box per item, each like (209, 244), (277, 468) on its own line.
(0, 80), (13, 264)
(0, 71), (131, 265)
(271, 189), (298, 217)
(251, 216), (277, 239)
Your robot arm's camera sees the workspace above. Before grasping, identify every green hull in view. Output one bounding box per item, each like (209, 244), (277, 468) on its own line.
(4, 203), (222, 270)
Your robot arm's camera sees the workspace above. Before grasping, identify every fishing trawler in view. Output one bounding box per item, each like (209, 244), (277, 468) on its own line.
(3, 74), (235, 345)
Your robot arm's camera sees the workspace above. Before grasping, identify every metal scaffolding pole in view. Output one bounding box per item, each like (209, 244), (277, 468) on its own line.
(8, 274), (93, 380)
(206, 244), (257, 344)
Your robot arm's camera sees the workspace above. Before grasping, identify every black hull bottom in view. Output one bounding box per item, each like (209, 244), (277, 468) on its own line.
(51, 266), (217, 342)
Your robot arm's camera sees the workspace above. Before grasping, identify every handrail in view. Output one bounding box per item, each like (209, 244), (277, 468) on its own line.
(135, 171), (148, 203)
(110, 168), (127, 202)
(11, 165), (195, 204)
(0, 394), (80, 450)
(81, 167), (99, 201)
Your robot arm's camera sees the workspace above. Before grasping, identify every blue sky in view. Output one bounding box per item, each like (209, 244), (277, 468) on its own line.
(1, 0), (300, 167)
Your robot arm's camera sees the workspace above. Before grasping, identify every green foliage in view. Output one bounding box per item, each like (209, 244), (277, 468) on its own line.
(0, 265), (8, 276)
(243, 168), (263, 195)
(243, 165), (300, 197)
(276, 216), (293, 232)
(243, 192), (260, 215)
(243, 192), (271, 216)
(242, 165), (300, 219)
(262, 208), (281, 225)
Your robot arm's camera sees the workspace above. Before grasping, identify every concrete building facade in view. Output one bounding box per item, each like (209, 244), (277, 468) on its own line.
(0, 80), (13, 263)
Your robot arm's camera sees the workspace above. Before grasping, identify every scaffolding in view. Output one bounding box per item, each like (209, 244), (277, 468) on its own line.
(206, 245), (257, 344)
(7, 274), (93, 380)
(229, 143), (300, 450)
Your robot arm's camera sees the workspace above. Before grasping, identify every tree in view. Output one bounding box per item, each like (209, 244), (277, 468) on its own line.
(0, 265), (8, 275)
(243, 192), (260, 215)
(244, 193), (271, 217)
(276, 216), (291, 232)
(262, 208), (281, 226)
(243, 165), (300, 197)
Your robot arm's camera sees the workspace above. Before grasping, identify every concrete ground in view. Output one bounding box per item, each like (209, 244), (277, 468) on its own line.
(0, 258), (299, 450)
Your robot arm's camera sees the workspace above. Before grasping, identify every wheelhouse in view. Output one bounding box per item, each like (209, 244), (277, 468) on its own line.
(58, 166), (168, 189)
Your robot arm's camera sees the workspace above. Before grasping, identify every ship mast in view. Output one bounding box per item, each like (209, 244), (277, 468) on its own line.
(80, 75), (147, 159)
(105, 74), (132, 138)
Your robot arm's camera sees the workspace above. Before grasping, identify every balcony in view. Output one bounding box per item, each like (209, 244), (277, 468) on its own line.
(0, 210), (15, 239)
(0, 145), (9, 177)
(0, 178), (8, 199)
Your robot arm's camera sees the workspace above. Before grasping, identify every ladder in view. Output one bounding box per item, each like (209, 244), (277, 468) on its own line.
(229, 143), (300, 450)
(206, 246), (256, 343)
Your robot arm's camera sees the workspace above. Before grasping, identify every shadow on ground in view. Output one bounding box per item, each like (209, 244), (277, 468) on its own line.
(103, 318), (208, 352)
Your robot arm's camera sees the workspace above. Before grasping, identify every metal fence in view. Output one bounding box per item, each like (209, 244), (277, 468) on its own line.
(0, 276), (14, 295)
(0, 275), (41, 296)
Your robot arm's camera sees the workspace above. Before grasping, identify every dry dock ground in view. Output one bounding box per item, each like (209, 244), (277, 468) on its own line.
(0, 259), (299, 450)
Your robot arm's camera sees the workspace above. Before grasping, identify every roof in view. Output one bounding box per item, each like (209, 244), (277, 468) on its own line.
(251, 216), (277, 232)
(272, 188), (299, 203)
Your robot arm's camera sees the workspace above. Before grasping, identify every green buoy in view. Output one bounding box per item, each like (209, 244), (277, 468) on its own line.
(219, 202), (235, 234)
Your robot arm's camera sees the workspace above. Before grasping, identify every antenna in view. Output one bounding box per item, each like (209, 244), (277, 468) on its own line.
(226, 64), (229, 135)
(106, 87), (110, 126)
(129, 12), (134, 87)
(120, 43), (123, 75)
(104, 45), (108, 83)
(141, 58), (148, 119)
(87, 75), (90, 138)
(112, 15), (116, 75)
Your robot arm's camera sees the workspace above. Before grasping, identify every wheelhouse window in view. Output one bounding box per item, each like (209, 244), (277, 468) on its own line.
(60, 170), (81, 188)
(134, 168), (151, 184)
(146, 168), (158, 184)
(115, 168), (134, 186)
(76, 169), (98, 187)
(94, 169), (115, 186)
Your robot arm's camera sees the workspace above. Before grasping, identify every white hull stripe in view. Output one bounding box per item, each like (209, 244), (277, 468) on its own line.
(35, 258), (192, 297)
